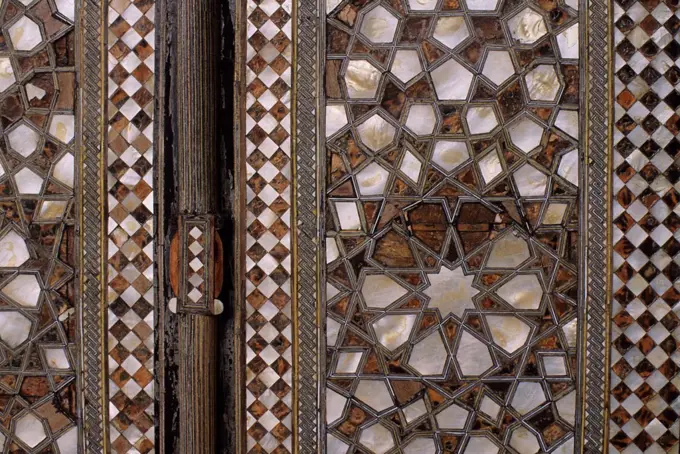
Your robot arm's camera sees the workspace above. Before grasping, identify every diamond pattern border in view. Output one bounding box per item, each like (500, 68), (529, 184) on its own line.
(107, 0), (157, 452)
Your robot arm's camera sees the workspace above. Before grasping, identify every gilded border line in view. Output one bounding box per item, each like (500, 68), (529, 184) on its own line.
(584, 0), (612, 450)
(80, 0), (108, 451)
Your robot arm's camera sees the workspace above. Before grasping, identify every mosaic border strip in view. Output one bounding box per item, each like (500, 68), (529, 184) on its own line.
(106, 0), (157, 451)
(81, 0), (108, 450)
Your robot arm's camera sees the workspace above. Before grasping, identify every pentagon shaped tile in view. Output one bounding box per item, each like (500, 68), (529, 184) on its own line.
(400, 151), (422, 183)
(0, 311), (32, 348)
(0, 58), (16, 92)
(372, 313), (417, 351)
(2, 274), (40, 307)
(436, 403), (470, 429)
(0, 231), (29, 268)
(486, 315), (531, 354)
(55, 0), (76, 22)
(555, 110), (579, 139)
(49, 114), (75, 144)
(425, 266), (478, 318)
(15, 168), (44, 194)
(391, 50), (423, 83)
(464, 436), (499, 454)
(8, 123), (40, 158)
(9, 16), (43, 51)
(525, 65), (561, 102)
(345, 60), (382, 99)
(510, 426), (541, 454)
(466, 106), (498, 135)
(403, 437), (436, 454)
(482, 50), (515, 86)
(409, 0), (438, 10)
(433, 17), (470, 49)
(356, 162), (390, 196)
(487, 233), (530, 268)
(496, 274), (543, 310)
(508, 116), (544, 153)
(15, 413), (46, 448)
(508, 8), (547, 44)
(556, 390), (576, 425)
(479, 149), (503, 184)
(513, 164), (548, 197)
(355, 380), (394, 413)
(511, 382), (547, 415)
(408, 330), (447, 376)
(361, 274), (408, 309)
(557, 24), (579, 59)
(43, 347), (70, 369)
(326, 105), (348, 137)
(53, 153), (75, 188)
(557, 150), (579, 186)
(327, 388), (348, 424)
(406, 104), (437, 136)
(432, 140), (470, 173)
(455, 331), (493, 376)
(360, 6), (399, 44)
(431, 59), (473, 100)
(357, 115), (397, 152)
(359, 422), (395, 454)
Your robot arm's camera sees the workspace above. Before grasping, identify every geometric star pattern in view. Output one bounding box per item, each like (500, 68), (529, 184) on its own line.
(611, 0), (680, 451)
(107, 0), (156, 452)
(325, 1), (580, 453)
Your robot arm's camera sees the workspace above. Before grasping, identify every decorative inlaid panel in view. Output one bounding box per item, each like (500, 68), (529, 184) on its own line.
(610, 0), (680, 451)
(107, 0), (156, 452)
(0, 0), (79, 451)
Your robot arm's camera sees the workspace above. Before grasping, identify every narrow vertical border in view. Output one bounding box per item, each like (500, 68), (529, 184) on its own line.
(80, 0), (109, 451)
(583, 0), (613, 450)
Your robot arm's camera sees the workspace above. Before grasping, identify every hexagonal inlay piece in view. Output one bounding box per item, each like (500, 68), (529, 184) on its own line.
(525, 65), (561, 102)
(15, 413), (46, 448)
(508, 8), (548, 44)
(360, 6), (399, 43)
(9, 16), (44, 51)
(357, 115), (397, 152)
(496, 274), (544, 310)
(0, 311), (32, 348)
(486, 315), (531, 353)
(8, 123), (40, 158)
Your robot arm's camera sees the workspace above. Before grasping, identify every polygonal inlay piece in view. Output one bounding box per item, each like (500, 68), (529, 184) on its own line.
(464, 436), (499, 454)
(466, 106), (498, 135)
(53, 153), (75, 188)
(391, 50), (422, 83)
(508, 116), (544, 153)
(543, 203), (568, 225)
(405, 104), (437, 136)
(360, 6), (399, 44)
(336, 351), (363, 373)
(425, 266), (478, 318)
(335, 201), (361, 230)
(542, 355), (568, 376)
(431, 59), (473, 100)
(510, 426), (541, 454)
(43, 347), (70, 369)
(558, 150), (579, 186)
(525, 65), (561, 102)
(455, 331), (492, 376)
(0, 231), (30, 267)
(486, 315), (531, 353)
(2, 274), (40, 307)
(508, 8), (548, 44)
(361, 274), (408, 309)
(513, 164), (548, 197)
(556, 390), (576, 425)
(436, 403), (469, 429)
(511, 382), (547, 415)
(326, 388), (347, 424)
(55, 0), (76, 22)
(408, 330), (447, 375)
(355, 380), (394, 412)
(9, 16), (43, 51)
(496, 274), (543, 310)
(466, 0), (500, 11)
(345, 60), (382, 99)
(356, 162), (390, 196)
(357, 115), (397, 152)
(433, 17), (470, 49)
(487, 233), (530, 268)
(372, 314), (417, 351)
(482, 50), (515, 86)
(555, 109), (579, 138)
(8, 123), (40, 158)
(359, 423), (395, 454)
(0, 58), (16, 92)
(479, 149), (502, 184)
(15, 413), (46, 448)
(403, 437), (437, 454)
(0, 311), (32, 348)
(432, 140), (470, 173)
(49, 114), (75, 144)
(400, 151), (422, 183)
(409, 0), (438, 10)
(326, 105), (348, 137)
(557, 23), (579, 59)
(479, 395), (502, 420)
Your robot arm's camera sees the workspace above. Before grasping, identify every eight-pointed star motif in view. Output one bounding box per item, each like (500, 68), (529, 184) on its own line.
(425, 266), (478, 318)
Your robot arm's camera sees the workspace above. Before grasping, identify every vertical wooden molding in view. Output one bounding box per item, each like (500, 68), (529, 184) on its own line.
(174, 0), (221, 452)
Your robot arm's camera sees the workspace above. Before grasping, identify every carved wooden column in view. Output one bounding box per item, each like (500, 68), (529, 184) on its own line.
(171, 0), (221, 452)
